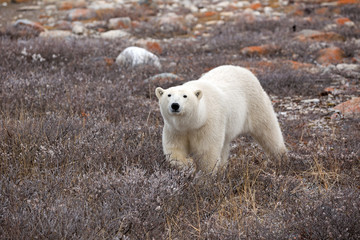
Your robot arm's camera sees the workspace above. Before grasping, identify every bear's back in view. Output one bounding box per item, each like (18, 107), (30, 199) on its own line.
(197, 65), (263, 98)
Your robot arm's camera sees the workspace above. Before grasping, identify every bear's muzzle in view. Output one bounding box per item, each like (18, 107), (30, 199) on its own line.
(170, 103), (180, 113)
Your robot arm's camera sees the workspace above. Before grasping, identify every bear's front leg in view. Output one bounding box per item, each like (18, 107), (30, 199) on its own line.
(162, 127), (194, 170)
(190, 131), (225, 175)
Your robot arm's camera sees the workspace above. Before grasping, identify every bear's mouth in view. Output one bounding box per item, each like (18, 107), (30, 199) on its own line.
(170, 109), (181, 114)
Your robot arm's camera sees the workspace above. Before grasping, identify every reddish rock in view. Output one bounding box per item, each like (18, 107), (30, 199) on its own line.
(316, 47), (345, 65)
(108, 17), (131, 29)
(59, 1), (74, 10)
(336, 17), (351, 25)
(333, 97), (360, 118)
(13, 19), (45, 33)
(67, 0), (87, 9)
(295, 29), (344, 42)
(196, 11), (220, 22)
(286, 60), (314, 70)
(55, 20), (72, 30)
(293, 9), (305, 17)
(250, 2), (262, 10)
(241, 44), (278, 56)
(335, 17), (355, 26)
(146, 41), (162, 55)
(315, 7), (329, 15)
(337, 0), (358, 5)
(67, 8), (96, 21)
(104, 57), (114, 67)
(95, 9), (117, 20)
(324, 87), (335, 93)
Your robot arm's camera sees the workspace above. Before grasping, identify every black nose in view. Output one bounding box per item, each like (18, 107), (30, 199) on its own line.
(171, 103), (180, 111)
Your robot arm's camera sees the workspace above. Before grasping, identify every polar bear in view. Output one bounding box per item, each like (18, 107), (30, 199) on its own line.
(155, 65), (287, 174)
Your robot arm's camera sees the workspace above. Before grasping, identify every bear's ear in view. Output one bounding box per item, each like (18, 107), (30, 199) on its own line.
(155, 87), (165, 99)
(195, 90), (202, 99)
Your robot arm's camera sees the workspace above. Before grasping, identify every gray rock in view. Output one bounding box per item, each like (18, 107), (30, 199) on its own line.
(100, 30), (130, 39)
(72, 22), (86, 35)
(116, 46), (161, 69)
(336, 63), (360, 72)
(301, 98), (320, 104)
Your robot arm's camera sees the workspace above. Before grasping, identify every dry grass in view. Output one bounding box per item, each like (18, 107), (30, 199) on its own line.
(1, 3), (360, 239)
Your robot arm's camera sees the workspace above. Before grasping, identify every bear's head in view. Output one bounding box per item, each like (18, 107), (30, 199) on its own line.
(155, 86), (204, 130)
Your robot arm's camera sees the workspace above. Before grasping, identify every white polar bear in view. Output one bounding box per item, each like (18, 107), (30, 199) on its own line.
(155, 65), (287, 174)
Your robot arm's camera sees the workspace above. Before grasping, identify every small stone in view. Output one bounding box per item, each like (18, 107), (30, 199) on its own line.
(67, 8), (96, 21)
(145, 73), (182, 85)
(301, 98), (320, 104)
(116, 46), (161, 69)
(145, 41), (162, 55)
(58, 1), (74, 10)
(72, 22), (86, 35)
(59, 0), (86, 10)
(241, 44), (278, 56)
(88, 1), (115, 10)
(250, 2), (262, 10)
(55, 20), (72, 30)
(108, 17), (131, 29)
(335, 17), (354, 26)
(216, 1), (230, 10)
(39, 30), (73, 38)
(100, 30), (130, 39)
(17, 5), (41, 11)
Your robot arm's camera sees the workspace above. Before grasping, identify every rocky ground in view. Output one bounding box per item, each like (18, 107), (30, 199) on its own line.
(0, 0), (359, 239)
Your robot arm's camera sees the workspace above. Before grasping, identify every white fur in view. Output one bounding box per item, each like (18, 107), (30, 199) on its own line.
(155, 65), (287, 174)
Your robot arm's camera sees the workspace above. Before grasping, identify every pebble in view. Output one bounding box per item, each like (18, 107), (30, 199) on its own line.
(115, 46), (161, 69)
(301, 99), (320, 104)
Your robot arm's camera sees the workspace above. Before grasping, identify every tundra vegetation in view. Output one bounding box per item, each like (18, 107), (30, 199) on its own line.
(0, 0), (359, 239)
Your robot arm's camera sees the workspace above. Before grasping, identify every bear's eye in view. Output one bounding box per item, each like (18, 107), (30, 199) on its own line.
(168, 94), (171, 97)
(183, 95), (187, 98)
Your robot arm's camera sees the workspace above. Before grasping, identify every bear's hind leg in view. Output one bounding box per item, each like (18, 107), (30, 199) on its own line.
(250, 117), (287, 161)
